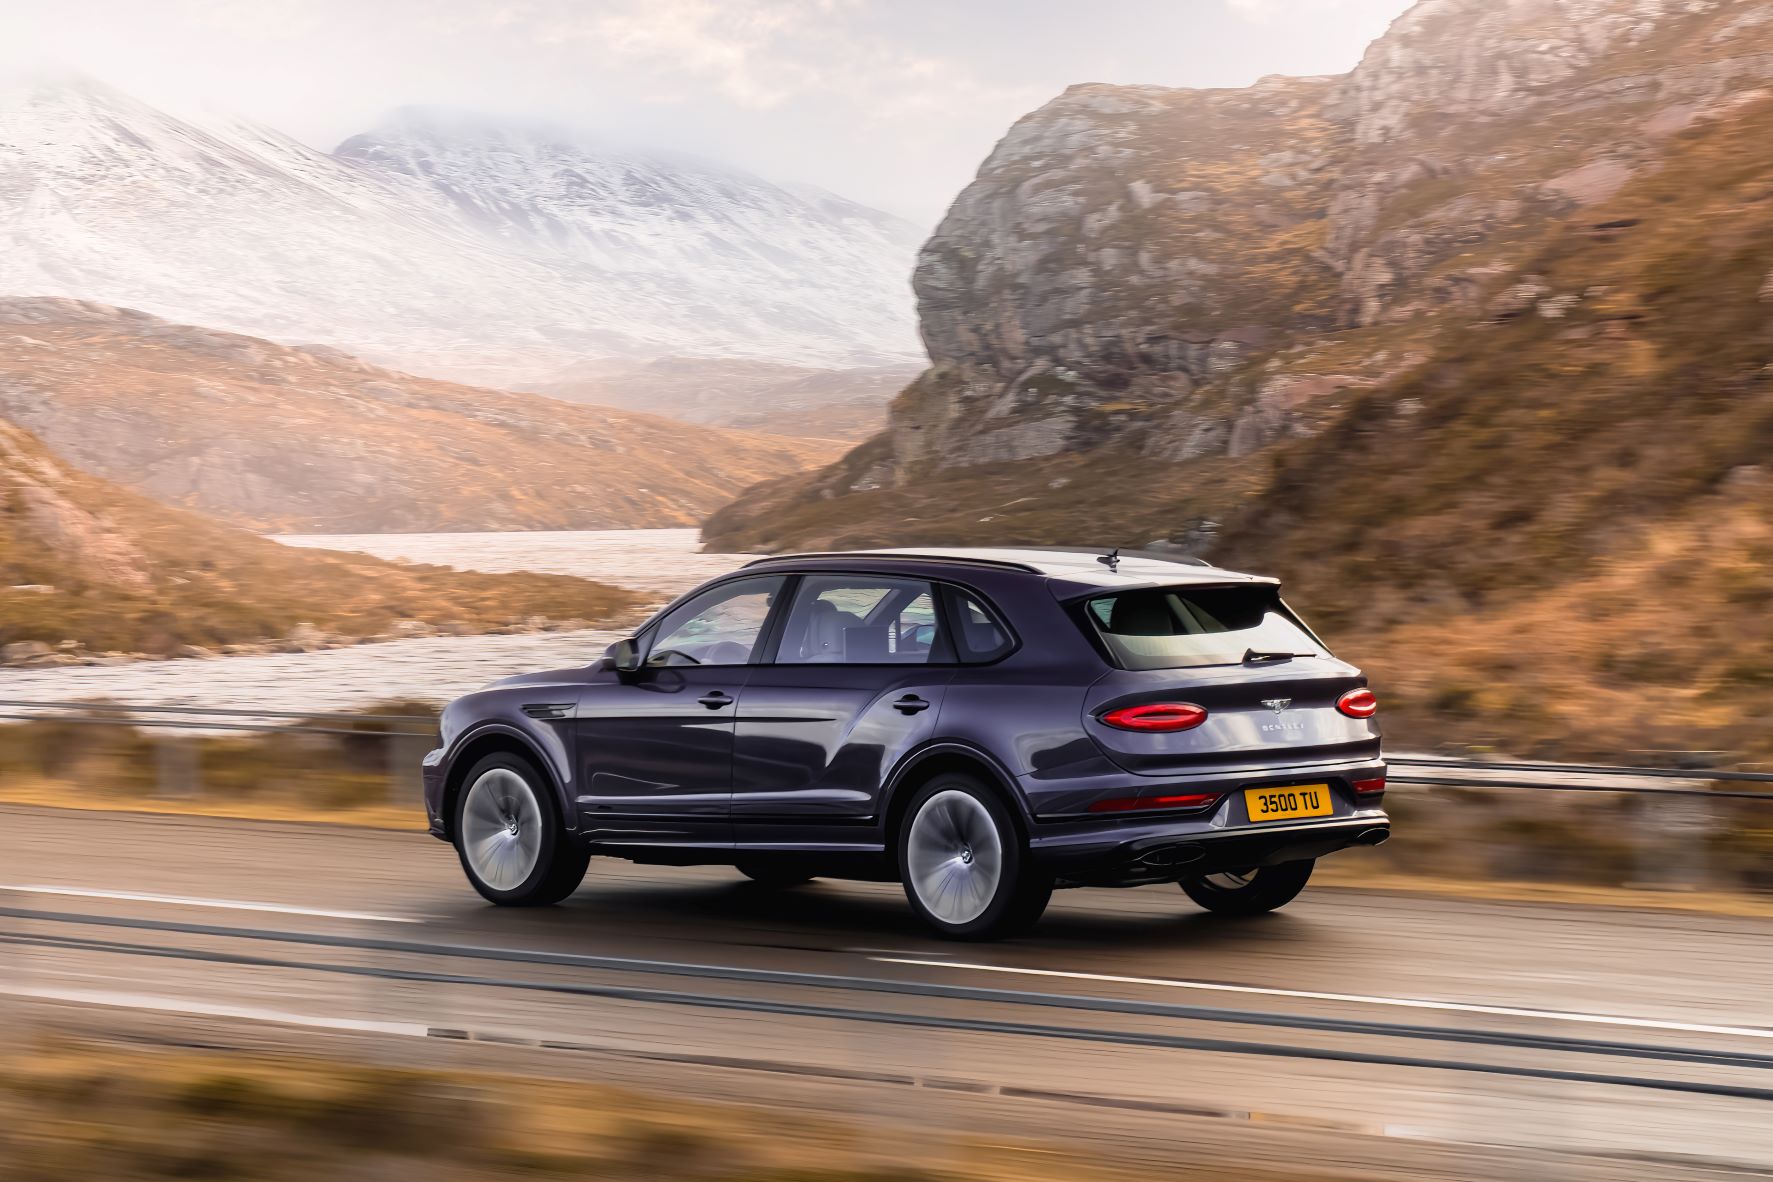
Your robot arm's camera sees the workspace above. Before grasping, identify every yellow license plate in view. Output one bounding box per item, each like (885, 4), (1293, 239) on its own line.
(1244, 784), (1334, 823)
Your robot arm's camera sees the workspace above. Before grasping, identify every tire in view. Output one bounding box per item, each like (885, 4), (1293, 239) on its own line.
(898, 774), (1050, 940)
(1180, 859), (1314, 916)
(736, 861), (816, 888)
(453, 753), (589, 907)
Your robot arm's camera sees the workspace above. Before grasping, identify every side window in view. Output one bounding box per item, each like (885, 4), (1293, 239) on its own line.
(647, 576), (784, 667)
(946, 587), (1016, 664)
(778, 576), (945, 665)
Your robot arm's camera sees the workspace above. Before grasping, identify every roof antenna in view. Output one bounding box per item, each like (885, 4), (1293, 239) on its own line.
(1097, 547), (1121, 573)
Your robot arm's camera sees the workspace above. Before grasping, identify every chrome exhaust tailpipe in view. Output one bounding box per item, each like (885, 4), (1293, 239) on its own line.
(1354, 827), (1391, 847)
(1138, 844), (1205, 868)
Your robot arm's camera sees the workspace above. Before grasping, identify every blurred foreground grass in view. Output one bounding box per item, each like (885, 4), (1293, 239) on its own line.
(0, 1037), (1291, 1182)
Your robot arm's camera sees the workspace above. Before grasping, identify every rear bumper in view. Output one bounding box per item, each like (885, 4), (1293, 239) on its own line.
(1023, 760), (1389, 885)
(1031, 814), (1389, 885)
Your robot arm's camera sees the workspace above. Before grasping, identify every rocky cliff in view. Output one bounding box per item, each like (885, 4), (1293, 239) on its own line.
(706, 0), (1773, 757)
(710, 0), (1773, 553)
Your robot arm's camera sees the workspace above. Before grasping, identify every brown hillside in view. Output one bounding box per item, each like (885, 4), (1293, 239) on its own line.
(0, 418), (641, 658)
(706, 0), (1773, 757)
(1216, 94), (1773, 757)
(0, 299), (837, 533)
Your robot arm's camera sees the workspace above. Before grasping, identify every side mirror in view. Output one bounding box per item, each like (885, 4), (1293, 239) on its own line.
(603, 637), (644, 674)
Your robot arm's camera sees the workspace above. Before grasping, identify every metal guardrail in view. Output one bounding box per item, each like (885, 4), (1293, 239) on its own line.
(1388, 756), (1773, 801)
(1388, 774), (1773, 801)
(0, 699), (435, 740)
(0, 699), (438, 801)
(1390, 755), (1773, 784)
(1, 698), (1771, 799)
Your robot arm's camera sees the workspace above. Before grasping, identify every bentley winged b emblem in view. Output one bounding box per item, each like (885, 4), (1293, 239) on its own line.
(1261, 698), (1293, 714)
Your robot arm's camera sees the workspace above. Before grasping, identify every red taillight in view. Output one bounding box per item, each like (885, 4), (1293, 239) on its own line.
(1351, 776), (1387, 796)
(1337, 688), (1378, 718)
(1088, 792), (1223, 814)
(1100, 703), (1209, 732)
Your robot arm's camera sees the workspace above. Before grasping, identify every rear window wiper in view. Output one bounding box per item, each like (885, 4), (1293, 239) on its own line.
(1242, 648), (1317, 664)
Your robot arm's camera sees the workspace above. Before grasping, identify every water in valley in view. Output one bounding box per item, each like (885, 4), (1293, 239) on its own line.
(0, 530), (754, 715)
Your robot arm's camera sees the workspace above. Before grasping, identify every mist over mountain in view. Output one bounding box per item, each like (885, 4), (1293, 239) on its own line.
(0, 77), (923, 387)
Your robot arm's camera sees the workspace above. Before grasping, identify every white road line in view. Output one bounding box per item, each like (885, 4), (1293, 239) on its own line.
(0, 985), (428, 1037)
(874, 958), (1773, 1041)
(0, 884), (423, 924)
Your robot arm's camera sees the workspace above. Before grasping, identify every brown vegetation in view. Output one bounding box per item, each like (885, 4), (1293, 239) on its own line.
(0, 1038), (1340, 1182)
(0, 298), (838, 533)
(707, 75), (1773, 760)
(0, 420), (642, 655)
(0, 705), (438, 826)
(1216, 95), (1773, 757)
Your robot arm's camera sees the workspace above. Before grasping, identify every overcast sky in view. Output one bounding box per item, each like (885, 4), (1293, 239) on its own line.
(2, 0), (1415, 225)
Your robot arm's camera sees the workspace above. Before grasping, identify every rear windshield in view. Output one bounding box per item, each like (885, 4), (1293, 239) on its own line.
(1081, 585), (1325, 671)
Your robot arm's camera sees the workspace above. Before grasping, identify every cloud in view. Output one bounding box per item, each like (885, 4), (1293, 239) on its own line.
(1228, 0), (1397, 23)
(512, 0), (936, 111)
(0, 0), (1417, 224)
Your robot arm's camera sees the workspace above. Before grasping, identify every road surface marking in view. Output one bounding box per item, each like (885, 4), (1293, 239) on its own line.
(0, 985), (428, 1036)
(874, 959), (1773, 1041)
(0, 885), (423, 924)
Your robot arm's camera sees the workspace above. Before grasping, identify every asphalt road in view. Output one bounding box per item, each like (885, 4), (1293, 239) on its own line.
(3, 804), (1771, 1180)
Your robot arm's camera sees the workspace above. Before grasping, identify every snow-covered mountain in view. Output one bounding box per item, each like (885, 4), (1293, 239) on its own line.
(0, 77), (923, 385)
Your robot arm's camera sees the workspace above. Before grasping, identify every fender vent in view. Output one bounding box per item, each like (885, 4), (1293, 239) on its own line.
(520, 702), (573, 721)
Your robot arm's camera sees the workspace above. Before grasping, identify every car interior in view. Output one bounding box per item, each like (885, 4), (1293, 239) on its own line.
(784, 583), (937, 664)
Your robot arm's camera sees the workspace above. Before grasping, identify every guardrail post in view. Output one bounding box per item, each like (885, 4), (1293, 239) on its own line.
(1638, 780), (1717, 892)
(153, 735), (200, 800)
(387, 731), (428, 805)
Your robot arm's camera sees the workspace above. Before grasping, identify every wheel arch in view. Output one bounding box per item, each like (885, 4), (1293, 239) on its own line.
(882, 742), (1030, 853)
(442, 725), (568, 840)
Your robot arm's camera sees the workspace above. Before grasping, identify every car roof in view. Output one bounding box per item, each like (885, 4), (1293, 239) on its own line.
(742, 547), (1277, 591)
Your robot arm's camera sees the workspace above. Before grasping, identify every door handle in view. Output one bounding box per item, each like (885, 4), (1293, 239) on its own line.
(698, 691), (735, 710)
(893, 694), (931, 715)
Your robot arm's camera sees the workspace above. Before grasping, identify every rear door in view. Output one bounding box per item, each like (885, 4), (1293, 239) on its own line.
(732, 574), (954, 822)
(1076, 583), (1380, 777)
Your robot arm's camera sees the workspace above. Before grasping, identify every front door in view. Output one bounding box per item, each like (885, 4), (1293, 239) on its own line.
(733, 575), (952, 824)
(576, 575), (785, 845)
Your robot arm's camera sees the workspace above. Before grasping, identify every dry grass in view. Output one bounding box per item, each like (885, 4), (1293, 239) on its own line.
(0, 419), (645, 654)
(0, 707), (436, 827)
(0, 1038), (1335, 1182)
(0, 299), (839, 534)
(1226, 94), (1773, 758)
(0, 779), (424, 830)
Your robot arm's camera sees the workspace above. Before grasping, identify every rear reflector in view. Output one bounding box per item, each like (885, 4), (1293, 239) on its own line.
(1088, 792), (1222, 814)
(1337, 688), (1378, 718)
(1100, 703), (1209, 732)
(1351, 776), (1387, 796)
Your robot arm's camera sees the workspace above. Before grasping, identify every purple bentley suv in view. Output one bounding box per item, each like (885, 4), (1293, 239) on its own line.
(423, 548), (1389, 938)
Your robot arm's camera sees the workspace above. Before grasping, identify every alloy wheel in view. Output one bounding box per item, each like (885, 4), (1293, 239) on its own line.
(905, 789), (1005, 926)
(461, 768), (544, 891)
